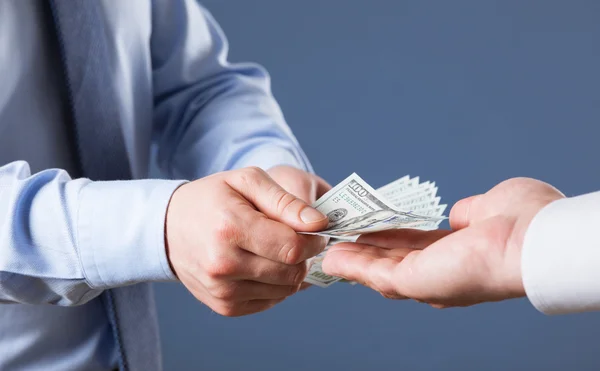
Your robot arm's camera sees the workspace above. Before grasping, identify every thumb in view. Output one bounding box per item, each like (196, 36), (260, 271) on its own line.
(449, 194), (481, 231)
(226, 167), (329, 231)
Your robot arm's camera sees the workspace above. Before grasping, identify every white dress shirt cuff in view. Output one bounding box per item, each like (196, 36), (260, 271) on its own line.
(77, 179), (186, 288)
(522, 191), (600, 315)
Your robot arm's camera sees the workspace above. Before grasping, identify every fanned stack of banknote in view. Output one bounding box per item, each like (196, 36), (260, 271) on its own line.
(303, 173), (447, 288)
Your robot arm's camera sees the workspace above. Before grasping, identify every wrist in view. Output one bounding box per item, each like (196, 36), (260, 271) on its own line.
(498, 196), (565, 300)
(164, 182), (188, 280)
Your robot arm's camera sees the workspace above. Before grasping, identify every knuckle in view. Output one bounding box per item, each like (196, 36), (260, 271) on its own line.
(289, 263), (308, 285)
(273, 189), (300, 215)
(205, 253), (238, 279)
(279, 235), (303, 265)
(213, 211), (239, 244)
(245, 166), (266, 177)
(211, 282), (238, 301)
(239, 167), (266, 187)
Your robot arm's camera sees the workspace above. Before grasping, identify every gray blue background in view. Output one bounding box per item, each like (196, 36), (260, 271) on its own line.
(154, 1), (600, 370)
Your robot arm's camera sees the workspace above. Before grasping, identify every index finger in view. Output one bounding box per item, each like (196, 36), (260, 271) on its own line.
(357, 229), (452, 250)
(239, 209), (328, 265)
(322, 243), (410, 299)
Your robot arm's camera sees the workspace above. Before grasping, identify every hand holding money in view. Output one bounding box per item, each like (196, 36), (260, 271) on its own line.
(321, 177), (564, 308)
(302, 173), (447, 287)
(165, 167), (328, 317)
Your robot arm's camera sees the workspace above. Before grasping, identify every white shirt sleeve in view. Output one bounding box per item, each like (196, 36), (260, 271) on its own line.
(522, 191), (600, 314)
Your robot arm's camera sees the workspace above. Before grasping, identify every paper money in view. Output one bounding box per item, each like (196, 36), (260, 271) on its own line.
(303, 173), (446, 288)
(302, 173), (444, 238)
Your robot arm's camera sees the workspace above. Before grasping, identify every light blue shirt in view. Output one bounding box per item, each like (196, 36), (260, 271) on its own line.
(0, 1), (311, 370)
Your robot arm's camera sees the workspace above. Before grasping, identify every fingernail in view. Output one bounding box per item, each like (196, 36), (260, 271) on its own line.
(300, 207), (327, 224)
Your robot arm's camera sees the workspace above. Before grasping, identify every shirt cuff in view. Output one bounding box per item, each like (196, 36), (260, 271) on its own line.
(231, 145), (314, 174)
(522, 191), (600, 315)
(77, 179), (186, 289)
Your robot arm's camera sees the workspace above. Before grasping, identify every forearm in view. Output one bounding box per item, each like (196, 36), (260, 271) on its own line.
(153, 72), (312, 177)
(0, 161), (183, 305)
(151, 1), (312, 180)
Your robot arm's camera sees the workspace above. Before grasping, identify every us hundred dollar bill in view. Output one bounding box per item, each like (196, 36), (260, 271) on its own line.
(303, 173), (446, 287)
(302, 173), (443, 239)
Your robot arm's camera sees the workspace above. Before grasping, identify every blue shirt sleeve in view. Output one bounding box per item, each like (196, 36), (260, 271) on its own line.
(149, 1), (314, 179)
(0, 1), (314, 306)
(0, 161), (184, 306)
